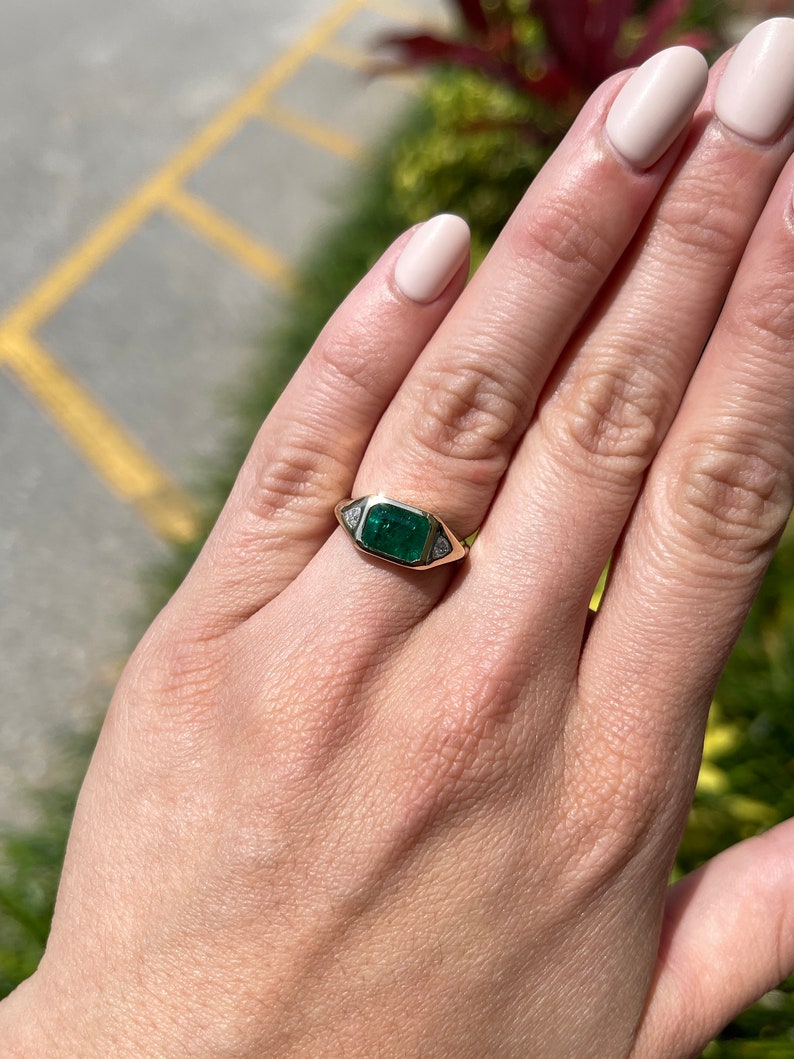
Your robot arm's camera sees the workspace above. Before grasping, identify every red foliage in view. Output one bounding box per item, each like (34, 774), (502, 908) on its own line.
(379, 0), (711, 105)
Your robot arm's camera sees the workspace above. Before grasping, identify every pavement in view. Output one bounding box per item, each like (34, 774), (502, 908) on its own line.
(0, 0), (442, 826)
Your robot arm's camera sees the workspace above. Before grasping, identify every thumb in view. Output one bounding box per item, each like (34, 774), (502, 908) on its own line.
(632, 817), (794, 1058)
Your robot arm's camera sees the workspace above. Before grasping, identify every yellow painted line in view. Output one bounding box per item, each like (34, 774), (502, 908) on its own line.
(0, 0), (368, 337)
(2, 183), (165, 338)
(164, 189), (294, 289)
(261, 101), (364, 161)
(0, 0), (370, 544)
(0, 332), (200, 543)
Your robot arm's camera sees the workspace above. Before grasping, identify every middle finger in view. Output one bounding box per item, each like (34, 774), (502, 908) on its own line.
(468, 19), (794, 660)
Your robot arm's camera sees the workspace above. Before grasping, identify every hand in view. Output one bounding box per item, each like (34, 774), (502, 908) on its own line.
(5, 21), (794, 1058)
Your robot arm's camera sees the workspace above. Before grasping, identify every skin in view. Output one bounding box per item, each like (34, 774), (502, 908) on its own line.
(3, 48), (794, 1059)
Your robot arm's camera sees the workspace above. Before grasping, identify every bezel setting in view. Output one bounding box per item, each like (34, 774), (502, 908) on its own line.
(335, 495), (468, 570)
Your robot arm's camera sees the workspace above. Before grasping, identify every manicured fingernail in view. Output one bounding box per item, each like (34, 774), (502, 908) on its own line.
(394, 214), (471, 303)
(605, 46), (709, 169)
(715, 18), (794, 143)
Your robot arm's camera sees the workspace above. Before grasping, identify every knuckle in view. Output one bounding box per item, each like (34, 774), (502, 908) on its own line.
(732, 277), (794, 354)
(541, 359), (664, 484)
(317, 325), (388, 401)
(668, 437), (792, 560)
(514, 189), (619, 276)
(405, 651), (530, 807)
(248, 443), (348, 528)
(414, 362), (525, 473)
(125, 627), (230, 739)
(556, 739), (665, 882)
(660, 178), (743, 263)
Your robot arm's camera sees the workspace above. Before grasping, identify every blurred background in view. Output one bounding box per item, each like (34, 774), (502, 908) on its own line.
(2, 0), (793, 1052)
(0, 0), (432, 828)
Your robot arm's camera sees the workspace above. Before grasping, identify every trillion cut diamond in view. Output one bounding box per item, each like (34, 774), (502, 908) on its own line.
(342, 503), (364, 531)
(429, 530), (453, 562)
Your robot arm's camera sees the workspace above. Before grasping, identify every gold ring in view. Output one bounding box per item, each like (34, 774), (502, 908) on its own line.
(335, 495), (469, 570)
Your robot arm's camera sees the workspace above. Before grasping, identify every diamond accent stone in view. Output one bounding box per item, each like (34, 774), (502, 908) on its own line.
(429, 530), (453, 563)
(342, 503), (364, 531)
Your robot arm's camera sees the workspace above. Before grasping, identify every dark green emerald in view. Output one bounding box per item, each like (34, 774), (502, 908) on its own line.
(360, 502), (432, 565)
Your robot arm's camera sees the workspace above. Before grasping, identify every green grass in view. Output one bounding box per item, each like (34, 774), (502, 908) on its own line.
(2, 80), (793, 1053)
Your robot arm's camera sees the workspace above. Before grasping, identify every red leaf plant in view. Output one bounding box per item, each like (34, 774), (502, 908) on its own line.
(378, 0), (713, 110)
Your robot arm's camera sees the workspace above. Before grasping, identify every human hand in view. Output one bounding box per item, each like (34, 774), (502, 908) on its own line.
(5, 20), (794, 1059)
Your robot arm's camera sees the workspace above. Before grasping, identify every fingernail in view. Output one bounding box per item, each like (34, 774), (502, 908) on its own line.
(715, 18), (794, 143)
(394, 214), (471, 303)
(605, 46), (709, 169)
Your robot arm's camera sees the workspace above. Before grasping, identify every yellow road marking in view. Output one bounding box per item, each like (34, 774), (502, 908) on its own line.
(0, 332), (200, 542)
(165, 189), (294, 289)
(0, 0), (370, 543)
(2, 184), (165, 339)
(260, 101), (365, 160)
(0, 0), (367, 337)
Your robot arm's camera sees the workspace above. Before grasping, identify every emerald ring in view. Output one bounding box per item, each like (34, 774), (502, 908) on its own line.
(335, 495), (469, 570)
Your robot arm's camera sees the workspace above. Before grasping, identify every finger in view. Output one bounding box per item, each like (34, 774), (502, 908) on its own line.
(575, 147), (794, 812)
(470, 21), (794, 666)
(291, 47), (707, 634)
(632, 818), (794, 1059)
(170, 216), (471, 633)
(351, 49), (707, 536)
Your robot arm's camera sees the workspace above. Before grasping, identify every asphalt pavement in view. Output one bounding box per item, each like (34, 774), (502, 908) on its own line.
(0, 0), (440, 826)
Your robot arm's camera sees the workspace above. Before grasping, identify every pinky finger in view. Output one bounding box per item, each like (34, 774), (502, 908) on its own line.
(170, 214), (471, 634)
(633, 818), (794, 1058)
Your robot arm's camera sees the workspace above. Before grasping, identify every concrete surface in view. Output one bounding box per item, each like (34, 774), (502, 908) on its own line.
(0, 0), (444, 826)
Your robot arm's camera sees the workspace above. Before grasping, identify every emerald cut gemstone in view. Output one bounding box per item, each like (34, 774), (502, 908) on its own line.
(360, 501), (432, 565)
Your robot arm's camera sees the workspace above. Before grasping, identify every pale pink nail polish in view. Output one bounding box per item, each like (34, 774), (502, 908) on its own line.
(715, 18), (794, 143)
(394, 214), (471, 303)
(605, 46), (709, 169)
